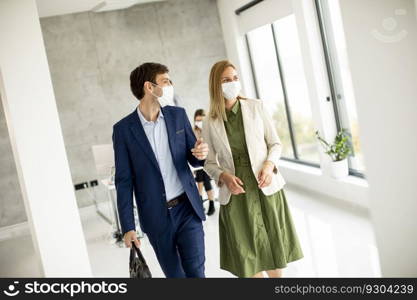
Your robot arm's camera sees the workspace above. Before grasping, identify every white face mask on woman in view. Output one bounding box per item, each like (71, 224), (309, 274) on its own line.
(221, 80), (241, 100)
(195, 120), (203, 129)
(151, 83), (175, 107)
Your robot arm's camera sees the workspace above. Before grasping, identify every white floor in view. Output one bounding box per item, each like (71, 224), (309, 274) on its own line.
(0, 185), (381, 278)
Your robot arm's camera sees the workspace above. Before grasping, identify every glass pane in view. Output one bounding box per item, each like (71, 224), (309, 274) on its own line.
(273, 15), (320, 164)
(319, 0), (366, 173)
(247, 24), (294, 159)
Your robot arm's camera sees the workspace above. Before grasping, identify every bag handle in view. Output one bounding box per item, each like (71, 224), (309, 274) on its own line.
(130, 241), (146, 264)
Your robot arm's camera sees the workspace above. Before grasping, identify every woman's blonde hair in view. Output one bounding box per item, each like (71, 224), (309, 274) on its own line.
(208, 60), (246, 121)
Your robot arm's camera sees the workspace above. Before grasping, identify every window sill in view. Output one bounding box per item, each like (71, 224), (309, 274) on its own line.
(279, 159), (322, 176)
(338, 173), (368, 188)
(279, 159), (368, 187)
(278, 159), (370, 209)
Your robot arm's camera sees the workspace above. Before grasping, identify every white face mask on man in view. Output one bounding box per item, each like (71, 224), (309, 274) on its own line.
(221, 80), (241, 100)
(151, 83), (175, 107)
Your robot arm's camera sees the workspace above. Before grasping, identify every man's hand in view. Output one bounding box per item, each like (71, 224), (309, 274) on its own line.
(257, 161), (275, 188)
(220, 172), (245, 195)
(191, 137), (209, 160)
(123, 230), (141, 248)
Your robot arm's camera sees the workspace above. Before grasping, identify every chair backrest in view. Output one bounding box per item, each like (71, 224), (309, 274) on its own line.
(91, 144), (114, 180)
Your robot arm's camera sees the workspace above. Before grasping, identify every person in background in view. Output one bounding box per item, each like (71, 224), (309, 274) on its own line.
(193, 109), (216, 216)
(202, 60), (304, 278)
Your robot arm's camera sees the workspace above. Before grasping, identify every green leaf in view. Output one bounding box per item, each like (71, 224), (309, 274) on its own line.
(315, 128), (353, 162)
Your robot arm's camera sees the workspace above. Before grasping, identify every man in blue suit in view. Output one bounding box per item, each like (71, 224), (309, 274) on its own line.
(112, 62), (209, 278)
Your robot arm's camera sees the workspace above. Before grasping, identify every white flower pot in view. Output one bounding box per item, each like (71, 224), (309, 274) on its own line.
(330, 158), (349, 179)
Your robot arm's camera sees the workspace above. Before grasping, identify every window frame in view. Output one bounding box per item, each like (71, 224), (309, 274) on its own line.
(314, 0), (365, 179)
(245, 24), (321, 169)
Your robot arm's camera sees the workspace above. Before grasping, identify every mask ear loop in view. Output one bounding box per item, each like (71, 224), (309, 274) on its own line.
(148, 81), (162, 98)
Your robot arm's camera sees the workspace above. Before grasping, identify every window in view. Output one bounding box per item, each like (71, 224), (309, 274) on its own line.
(246, 16), (320, 166)
(315, 0), (366, 175)
(246, 24), (294, 159)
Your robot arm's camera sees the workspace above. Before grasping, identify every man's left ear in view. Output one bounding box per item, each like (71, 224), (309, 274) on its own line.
(143, 81), (151, 93)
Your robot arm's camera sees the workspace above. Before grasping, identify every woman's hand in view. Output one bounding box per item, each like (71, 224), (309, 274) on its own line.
(257, 161), (275, 188)
(219, 172), (245, 195)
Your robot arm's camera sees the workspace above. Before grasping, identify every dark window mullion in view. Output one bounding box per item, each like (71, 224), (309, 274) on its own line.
(271, 24), (299, 160)
(315, 0), (365, 177)
(315, 0), (355, 156)
(235, 0), (265, 15)
(314, 0), (342, 132)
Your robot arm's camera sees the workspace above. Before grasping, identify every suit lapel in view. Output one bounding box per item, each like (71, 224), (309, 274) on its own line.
(161, 106), (177, 161)
(128, 109), (161, 172)
(240, 100), (254, 153)
(212, 115), (233, 161)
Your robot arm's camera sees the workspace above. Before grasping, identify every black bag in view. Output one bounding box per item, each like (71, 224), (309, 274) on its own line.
(129, 242), (152, 278)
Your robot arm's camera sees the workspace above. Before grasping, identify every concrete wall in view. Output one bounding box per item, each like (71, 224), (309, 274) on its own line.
(0, 0), (226, 227)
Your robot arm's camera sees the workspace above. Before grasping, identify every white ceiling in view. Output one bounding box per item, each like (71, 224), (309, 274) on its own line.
(36, 0), (165, 18)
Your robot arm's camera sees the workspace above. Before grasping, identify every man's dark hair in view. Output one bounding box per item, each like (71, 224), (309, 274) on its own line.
(130, 62), (169, 100)
(194, 109), (206, 120)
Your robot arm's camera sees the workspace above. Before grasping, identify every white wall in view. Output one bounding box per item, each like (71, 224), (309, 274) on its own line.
(0, 0), (92, 276)
(338, 0), (417, 277)
(216, 0), (257, 98)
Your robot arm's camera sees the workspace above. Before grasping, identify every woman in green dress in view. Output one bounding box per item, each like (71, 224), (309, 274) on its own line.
(202, 60), (304, 278)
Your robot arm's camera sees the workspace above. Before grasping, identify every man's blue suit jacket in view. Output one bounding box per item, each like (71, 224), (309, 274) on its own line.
(112, 105), (206, 236)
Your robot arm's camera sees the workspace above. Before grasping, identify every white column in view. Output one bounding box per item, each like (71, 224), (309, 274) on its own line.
(216, 0), (258, 98)
(338, 0), (417, 276)
(0, 0), (92, 277)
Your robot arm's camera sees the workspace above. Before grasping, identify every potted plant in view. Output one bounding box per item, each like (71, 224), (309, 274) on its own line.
(315, 128), (353, 179)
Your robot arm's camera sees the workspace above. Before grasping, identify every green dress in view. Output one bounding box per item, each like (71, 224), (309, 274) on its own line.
(219, 100), (304, 278)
